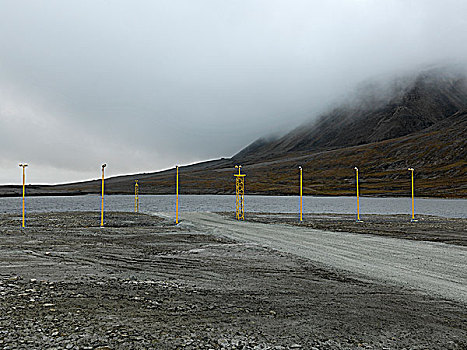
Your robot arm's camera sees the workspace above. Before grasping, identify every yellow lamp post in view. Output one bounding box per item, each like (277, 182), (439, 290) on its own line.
(135, 180), (139, 213)
(354, 167), (363, 222)
(18, 163), (28, 228)
(175, 166), (179, 224)
(408, 168), (417, 222)
(299, 166), (303, 222)
(100, 164), (106, 227)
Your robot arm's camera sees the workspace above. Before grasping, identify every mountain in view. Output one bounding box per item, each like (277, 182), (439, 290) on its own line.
(235, 67), (467, 161)
(1, 67), (466, 198)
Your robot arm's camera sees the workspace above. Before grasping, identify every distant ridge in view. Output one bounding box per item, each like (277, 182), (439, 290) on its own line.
(1, 67), (466, 198)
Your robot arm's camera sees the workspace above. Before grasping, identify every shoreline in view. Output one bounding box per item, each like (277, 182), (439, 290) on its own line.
(1, 191), (466, 199)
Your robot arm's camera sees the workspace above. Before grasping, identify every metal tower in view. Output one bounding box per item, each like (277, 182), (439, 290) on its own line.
(234, 165), (245, 220)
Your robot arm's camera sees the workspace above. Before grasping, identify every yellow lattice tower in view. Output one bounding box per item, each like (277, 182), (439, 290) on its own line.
(135, 180), (139, 213)
(234, 165), (245, 220)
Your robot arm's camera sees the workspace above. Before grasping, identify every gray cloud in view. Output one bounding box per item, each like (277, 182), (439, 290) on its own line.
(1, 0), (467, 183)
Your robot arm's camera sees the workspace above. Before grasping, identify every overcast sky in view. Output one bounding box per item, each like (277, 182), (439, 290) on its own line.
(1, 0), (467, 184)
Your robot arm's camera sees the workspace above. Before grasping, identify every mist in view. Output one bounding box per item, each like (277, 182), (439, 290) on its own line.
(1, 0), (467, 184)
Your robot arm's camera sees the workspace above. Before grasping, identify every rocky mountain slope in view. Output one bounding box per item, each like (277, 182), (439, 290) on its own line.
(1, 67), (466, 198)
(235, 67), (467, 160)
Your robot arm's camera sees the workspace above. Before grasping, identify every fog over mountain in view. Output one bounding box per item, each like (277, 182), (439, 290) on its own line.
(2, 65), (465, 198)
(235, 65), (467, 160)
(1, 0), (467, 184)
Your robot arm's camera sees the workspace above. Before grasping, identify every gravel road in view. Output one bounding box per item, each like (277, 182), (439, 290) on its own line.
(179, 212), (467, 304)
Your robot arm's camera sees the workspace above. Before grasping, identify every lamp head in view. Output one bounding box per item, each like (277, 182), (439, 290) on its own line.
(102, 163), (107, 169)
(408, 168), (414, 171)
(19, 163), (28, 167)
(354, 167), (358, 170)
(298, 166), (302, 170)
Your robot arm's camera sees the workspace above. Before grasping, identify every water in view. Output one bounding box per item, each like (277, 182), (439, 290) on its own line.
(0, 195), (465, 218)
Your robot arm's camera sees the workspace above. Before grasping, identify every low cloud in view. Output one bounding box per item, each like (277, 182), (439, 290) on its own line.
(1, 0), (467, 183)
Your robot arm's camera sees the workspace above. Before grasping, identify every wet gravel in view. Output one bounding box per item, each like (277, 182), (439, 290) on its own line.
(0, 212), (466, 349)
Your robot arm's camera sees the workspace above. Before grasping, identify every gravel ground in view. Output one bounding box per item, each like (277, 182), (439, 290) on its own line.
(238, 213), (467, 246)
(0, 211), (466, 349)
(188, 212), (467, 304)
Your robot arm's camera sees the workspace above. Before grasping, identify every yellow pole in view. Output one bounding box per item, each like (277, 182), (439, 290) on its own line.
(19, 163), (28, 228)
(408, 168), (416, 222)
(300, 167), (303, 221)
(355, 167), (361, 222)
(175, 166), (179, 224)
(101, 164), (106, 227)
(22, 166), (25, 228)
(411, 169), (414, 220)
(135, 180), (139, 213)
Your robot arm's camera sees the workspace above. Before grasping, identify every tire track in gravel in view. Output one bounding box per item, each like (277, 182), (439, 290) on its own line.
(175, 212), (467, 304)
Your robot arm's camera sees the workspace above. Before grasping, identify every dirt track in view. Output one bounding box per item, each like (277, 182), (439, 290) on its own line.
(183, 212), (467, 304)
(242, 212), (467, 246)
(0, 212), (466, 349)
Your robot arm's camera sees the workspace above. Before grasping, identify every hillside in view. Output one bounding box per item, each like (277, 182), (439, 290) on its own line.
(235, 67), (467, 160)
(1, 68), (466, 198)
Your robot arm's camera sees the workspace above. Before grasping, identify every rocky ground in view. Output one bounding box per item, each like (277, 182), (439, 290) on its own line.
(241, 213), (467, 246)
(0, 212), (466, 349)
